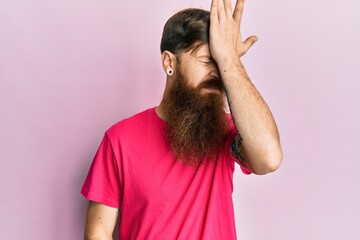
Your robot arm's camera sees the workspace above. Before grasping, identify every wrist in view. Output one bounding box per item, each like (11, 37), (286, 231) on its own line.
(217, 56), (243, 74)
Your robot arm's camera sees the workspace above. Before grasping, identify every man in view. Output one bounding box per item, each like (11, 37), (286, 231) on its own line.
(81, 0), (282, 239)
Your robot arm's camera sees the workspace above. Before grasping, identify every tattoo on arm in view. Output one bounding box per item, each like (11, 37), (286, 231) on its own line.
(231, 135), (246, 164)
(226, 96), (247, 166)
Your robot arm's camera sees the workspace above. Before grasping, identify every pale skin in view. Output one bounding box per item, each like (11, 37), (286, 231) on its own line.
(85, 0), (283, 238)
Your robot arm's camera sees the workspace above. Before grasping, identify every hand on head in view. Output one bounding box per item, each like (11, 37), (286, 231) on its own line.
(209, 0), (257, 64)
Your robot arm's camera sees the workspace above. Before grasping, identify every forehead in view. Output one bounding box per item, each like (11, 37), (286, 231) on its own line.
(191, 44), (211, 58)
(180, 44), (211, 61)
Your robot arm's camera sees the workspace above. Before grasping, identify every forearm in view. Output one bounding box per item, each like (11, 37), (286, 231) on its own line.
(220, 58), (282, 174)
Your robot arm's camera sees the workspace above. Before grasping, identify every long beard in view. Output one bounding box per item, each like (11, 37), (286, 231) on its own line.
(162, 70), (229, 166)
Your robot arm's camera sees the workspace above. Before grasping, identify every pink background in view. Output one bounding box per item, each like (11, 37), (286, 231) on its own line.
(1, 0), (359, 239)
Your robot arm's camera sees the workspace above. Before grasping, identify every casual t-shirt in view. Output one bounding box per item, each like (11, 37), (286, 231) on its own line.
(81, 107), (250, 239)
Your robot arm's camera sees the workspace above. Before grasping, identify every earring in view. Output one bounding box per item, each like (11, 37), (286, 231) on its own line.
(166, 68), (173, 76)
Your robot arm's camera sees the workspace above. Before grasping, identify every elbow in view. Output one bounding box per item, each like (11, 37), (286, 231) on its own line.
(266, 152), (283, 173)
(253, 148), (283, 175)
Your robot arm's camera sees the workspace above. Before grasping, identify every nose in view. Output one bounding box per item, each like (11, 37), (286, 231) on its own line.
(209, 69), (220, 80)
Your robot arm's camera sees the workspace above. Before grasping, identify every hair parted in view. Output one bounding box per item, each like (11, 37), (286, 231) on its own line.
(160, 8), (210, 55)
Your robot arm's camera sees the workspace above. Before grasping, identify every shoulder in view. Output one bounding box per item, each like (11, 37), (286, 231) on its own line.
(105, 108), (153, 139)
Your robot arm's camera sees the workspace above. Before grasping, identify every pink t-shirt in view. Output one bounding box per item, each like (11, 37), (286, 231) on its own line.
(81, 107), (250, 239)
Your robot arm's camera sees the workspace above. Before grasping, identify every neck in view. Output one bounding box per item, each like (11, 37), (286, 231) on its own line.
(156, 101), (168, 122)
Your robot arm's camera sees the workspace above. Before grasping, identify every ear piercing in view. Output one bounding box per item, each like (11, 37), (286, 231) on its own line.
(166, 68), (173, 76)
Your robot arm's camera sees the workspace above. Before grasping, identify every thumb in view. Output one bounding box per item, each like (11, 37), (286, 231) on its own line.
(243, 35), (258, 51)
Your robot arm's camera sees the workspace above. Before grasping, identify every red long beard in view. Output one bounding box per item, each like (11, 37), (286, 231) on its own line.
(162, 70), (229, 166)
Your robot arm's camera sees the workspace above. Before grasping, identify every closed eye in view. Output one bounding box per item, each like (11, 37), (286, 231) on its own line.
(197, 55), (215, 65)
(202, 59), (215, 64)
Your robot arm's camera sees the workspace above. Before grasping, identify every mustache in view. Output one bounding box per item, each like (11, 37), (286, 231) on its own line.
(197, 77), (224, 92)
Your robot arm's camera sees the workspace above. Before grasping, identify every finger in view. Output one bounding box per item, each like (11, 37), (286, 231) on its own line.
(217, 0), (225, 20)
(233, 0), (244, 24)
(210, 0), (219, 22)
(243, 35), (258, 51)
(223, 0), (233, 19)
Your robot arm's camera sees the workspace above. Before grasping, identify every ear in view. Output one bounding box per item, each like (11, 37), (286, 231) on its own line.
(161, 50), (177, 76)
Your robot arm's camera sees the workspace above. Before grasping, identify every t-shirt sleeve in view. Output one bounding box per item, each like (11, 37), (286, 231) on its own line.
(81, 133), (122, 208)
(225, 127), (252, 175)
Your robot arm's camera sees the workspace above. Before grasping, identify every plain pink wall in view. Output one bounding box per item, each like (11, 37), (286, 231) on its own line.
(1, 0), (359, 239)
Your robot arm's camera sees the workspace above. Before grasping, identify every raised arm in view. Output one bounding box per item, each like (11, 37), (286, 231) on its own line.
(209, 0), (282, 174)
(84, 201), (119, 240)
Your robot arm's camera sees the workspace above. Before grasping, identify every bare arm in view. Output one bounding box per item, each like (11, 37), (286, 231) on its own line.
(84, 201), (119, 240)
(210, 0), (282, 174)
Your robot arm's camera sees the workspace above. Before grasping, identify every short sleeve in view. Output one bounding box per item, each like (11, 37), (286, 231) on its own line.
(81, 133), (122, 208)
(225, 127), (252, 175)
